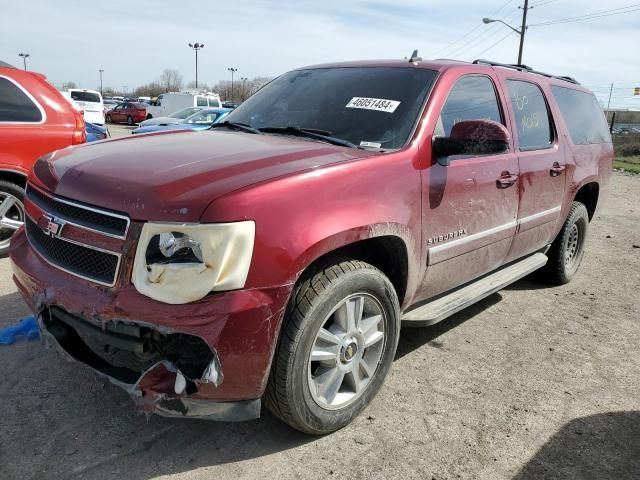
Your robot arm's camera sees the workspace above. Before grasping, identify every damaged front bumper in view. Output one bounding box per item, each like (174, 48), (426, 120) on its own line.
(40, 306), (259, 421)
(10, 227), (293, 422)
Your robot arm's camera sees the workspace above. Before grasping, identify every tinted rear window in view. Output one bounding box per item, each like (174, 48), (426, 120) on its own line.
(0, 76), (43, 122)
(70, 91), (101, 103)
(551, 86), (611, 145)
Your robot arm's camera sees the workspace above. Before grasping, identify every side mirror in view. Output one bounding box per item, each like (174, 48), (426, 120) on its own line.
(433, 120), (510, 166)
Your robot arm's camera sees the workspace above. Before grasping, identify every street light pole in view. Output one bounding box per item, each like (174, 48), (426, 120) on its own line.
(227, 67), (238, 101)
(99, 69), (104, 96)
(482, 0), (530, 65)
(18, 53), (30, 71)
(188, 43), (205, 88)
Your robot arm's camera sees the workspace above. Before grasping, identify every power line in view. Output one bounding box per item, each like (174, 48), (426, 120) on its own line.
(446, 7), (521, 58)
(433, 0), (516, 56)
(469, 31), (514, 58)
(529, 3), (640, 26)
(529, 0), (558, 7)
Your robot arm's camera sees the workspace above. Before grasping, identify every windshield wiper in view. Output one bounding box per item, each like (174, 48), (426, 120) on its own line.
(209, 121), (263, 134)
(257, 126), (361, 149)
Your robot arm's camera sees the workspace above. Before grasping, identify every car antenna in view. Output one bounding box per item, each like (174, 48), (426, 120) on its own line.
(408, 49), (422, 64)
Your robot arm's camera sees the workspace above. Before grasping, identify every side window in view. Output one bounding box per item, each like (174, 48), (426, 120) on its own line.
(208, 98), (220, 107)
(506, 80), (553, 150)
(436, 75), (503, 137)
(0, 77), (43, 122)
(550, 86), (611, 145)
(196, 96), (208, 107)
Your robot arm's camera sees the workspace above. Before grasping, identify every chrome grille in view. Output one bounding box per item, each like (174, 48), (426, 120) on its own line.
(25, 217), (120, 286)
(27, 186), (129, 238)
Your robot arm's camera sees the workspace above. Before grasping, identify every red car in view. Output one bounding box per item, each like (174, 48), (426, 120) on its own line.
(0, 60), (85, 256)
(10, 57), (612, 433)
(105, 102), (147, 125)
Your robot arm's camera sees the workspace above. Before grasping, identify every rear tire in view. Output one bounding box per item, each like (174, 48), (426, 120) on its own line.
(0, 180), (26, 257)
(541, 201), (589, 285)
(146, 114), (152, 120)
(265, 260), (400, 435)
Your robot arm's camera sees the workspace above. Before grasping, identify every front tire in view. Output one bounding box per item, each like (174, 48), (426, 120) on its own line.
(127, 115), (134, 126)
(265, 260), (400, 434)
(105, 114), (112, 124)
(541, 201), (589, 285)
(0, 180), (26, 257)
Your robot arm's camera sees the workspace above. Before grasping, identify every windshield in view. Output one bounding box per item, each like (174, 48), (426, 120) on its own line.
(70, 91), (101, 103)
(170, 107), (201, 119)
(224, 67), (437, 149)
(186, 110), (223, 124)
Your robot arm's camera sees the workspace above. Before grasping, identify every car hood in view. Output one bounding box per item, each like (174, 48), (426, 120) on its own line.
(140, 116), (183, 127)
(32, 130), (375, 222)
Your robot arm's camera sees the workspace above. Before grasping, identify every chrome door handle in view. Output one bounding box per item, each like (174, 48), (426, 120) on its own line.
(550, 162), (566, 177)
(497, 171), (518, 189)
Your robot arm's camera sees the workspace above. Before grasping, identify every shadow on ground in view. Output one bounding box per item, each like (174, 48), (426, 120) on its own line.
(515, 412), (640, 479)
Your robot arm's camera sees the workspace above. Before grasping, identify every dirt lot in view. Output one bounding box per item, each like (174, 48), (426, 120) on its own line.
(0, 173), (638, 480)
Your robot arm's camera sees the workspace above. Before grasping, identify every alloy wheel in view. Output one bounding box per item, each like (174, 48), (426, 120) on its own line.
(308, 293), (385, 410)
(0, 192), (25, 250)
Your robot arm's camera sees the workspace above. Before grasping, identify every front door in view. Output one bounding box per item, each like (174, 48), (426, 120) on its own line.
(416, 74), (520, 301)
(499, 78), (566, 263)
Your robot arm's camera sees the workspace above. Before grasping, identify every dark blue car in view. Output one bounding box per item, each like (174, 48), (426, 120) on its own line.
(86, 122), (109, 142)
(131, 108), (231, 135)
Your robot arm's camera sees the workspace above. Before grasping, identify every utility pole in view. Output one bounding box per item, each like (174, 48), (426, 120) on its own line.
(517, 0), (529, 65)
(227, 67), (238, 101)
(606, 83), (614, 111)
(99, 69), (104, 96)
(188, 43), (204, 88)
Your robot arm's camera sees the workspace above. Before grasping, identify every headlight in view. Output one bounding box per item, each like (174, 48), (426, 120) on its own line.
(132, 221), (255, 304)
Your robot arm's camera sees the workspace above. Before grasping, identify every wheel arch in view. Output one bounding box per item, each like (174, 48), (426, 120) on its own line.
(0, 169), (28, 188)
(290, 226), (414, 308)
(573, 181), (599, 221)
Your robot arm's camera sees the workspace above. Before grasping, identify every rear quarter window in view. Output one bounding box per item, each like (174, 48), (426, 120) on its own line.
(0, 76), (44, 122)
(207, 98), (220, 107)
(196, 96), (208, 107)
(551, 86), (611, 144)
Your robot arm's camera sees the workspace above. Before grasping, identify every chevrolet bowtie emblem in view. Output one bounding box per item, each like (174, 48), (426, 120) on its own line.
(41, 215), (64, 238)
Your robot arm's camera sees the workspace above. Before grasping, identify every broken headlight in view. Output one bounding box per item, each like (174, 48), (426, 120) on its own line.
(132, 221), (255, 304)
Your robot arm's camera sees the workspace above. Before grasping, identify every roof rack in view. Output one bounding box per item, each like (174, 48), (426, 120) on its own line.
(472, 59), (580, 85)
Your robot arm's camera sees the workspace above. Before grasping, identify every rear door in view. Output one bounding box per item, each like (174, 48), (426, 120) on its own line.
(499, 78), (566, 263)
(416, 73), (520, 300)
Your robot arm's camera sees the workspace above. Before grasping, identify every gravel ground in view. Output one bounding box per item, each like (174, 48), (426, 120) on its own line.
(0, 173), (638, 480)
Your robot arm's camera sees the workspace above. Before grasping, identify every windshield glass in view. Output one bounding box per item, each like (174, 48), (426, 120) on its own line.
(186, 110), (222, 124)
(224, 67), (437, 149)
(170, 107), (201, 119)
(70, 91), (101, 103)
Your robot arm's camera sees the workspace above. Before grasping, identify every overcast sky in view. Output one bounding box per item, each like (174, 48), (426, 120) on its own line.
(1, 0), (638, 108)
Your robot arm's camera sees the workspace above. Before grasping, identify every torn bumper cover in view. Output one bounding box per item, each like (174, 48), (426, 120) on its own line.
(9, 227), (293, 422)
(40, 306), (260, 421)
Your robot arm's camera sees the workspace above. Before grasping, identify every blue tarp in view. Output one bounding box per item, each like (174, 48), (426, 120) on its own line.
(0, 315), (39, 345)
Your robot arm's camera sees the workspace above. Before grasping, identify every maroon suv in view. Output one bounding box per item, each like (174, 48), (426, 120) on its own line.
(9, 57), (612, 434)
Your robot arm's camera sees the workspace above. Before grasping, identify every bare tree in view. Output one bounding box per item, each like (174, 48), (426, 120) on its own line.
(186, 80), (209, 91)
(211, 76), (273, 102)
(62, 81), (77, 89)
(159, 69), (183, 92)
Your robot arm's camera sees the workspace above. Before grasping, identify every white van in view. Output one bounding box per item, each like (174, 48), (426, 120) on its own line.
(65, 89), (105, 125)
(145, 92), (222, 119)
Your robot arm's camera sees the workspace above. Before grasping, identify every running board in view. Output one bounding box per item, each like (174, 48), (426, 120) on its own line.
(401, 253), (548, 327)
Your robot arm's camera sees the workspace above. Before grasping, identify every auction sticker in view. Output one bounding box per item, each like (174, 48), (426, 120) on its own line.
(346, 97), (400, 113)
